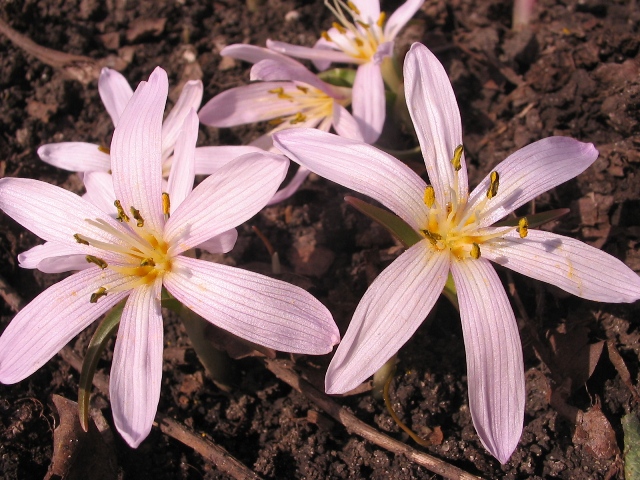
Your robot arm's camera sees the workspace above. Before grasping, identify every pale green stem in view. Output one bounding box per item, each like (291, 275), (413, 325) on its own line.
(372, 354), (397, 400)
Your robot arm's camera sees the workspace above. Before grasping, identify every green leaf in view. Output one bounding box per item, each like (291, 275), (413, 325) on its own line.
(623, 412), (640, 480)
(317, 68), (357, 88)
(493, 208), (570, 228)
(345, 196), (423, 248)
(78, 300), (125, 432)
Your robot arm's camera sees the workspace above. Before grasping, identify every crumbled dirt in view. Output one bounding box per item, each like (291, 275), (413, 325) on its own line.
(1, 0), (640, 478)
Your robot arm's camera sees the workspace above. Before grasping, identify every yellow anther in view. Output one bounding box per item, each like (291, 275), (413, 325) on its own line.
(451, 145), (463, 171)
(487, 171), (500, 199)
(356, 20), (370, 29)
(90, 287), (107, 304)
(268, 87), (284, 95)
(296, 85), (309, 94)
(114, 200), (130, 223)
(347, 1), (360, 14)
(518, 217), (529, 238)
(421, 229), (442, 247)
(140, 258), (156, 267)
(354, 37), (364, 47)
(423, 185), (435, 208)
(268, 117), (284, 126)
(289, 112), (307, 124)
(332, 22), (346, 34)
(162, 192), (170, 218)
(321, 31), (331, 42)
(446, 202), (453, 215)
(98, 145), (110, 154)
(377, 12), (386, 27)
(470, 243), (481, 259)
(74, 233), (89, 245)
(130, 206), (144, 227)
(86, 255), (108, 269)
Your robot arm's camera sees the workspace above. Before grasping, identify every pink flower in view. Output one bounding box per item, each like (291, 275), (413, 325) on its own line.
(267, 0), (425, 143)
(0, 67), (339, 448)
(273, 43), (640, 462)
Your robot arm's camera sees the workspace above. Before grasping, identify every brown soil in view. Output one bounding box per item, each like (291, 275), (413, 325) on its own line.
(1, 0), (640, 478)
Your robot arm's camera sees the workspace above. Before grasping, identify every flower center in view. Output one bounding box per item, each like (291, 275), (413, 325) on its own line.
(75, 195), (173, 303)
(322, 0), (387, 63)
(267, 84), (344, 127)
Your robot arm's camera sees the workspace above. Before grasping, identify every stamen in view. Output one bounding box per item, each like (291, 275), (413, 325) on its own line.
(90, 287), (107, 304)
(347, 1), (360, 14)
(470, 243), (481, 259)
(423, 186), (435, 208)
(114, 200), (130, 223)
(332, 22), (346, 34)
(289, 112), (307, 124)
(518, 217), (529, 238)
(86, 255), (108, 269)
(162, 192), (170, 219)
(296, 85), (309, 94)
(421, 229), (442, 247)
(140, 258), (156, 267)
(74, 233), (89, 245)
(268, 87), (284, 95)
(356, 20), (370, 29)
(130, 207), (144, 227)
(451, 145), (463, 171)
(376, 12), (386, 27)
(487, 171), (500, 199)
(268, 117), (284, 126)
(98, 145), (110, 154)
(354, 37), (364, 47)
(321, 31), (331, 42)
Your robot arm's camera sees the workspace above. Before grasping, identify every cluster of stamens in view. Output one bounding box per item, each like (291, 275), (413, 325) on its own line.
(75, 195), (173, 303)
(322, 0), (387, 62)
(420, 146), (528, 260)
(267, 85), (343, 127)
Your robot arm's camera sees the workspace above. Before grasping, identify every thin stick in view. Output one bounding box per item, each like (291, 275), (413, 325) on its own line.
(265, 358), (480, 480)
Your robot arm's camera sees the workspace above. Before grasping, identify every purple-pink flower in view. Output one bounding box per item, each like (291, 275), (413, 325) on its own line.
(0, 67), (339, 448)
(273, 43), (640, 462)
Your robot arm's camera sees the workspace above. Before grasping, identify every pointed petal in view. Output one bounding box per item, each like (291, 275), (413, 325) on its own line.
(167, 109), (198, 210)
(196, 229), (238, 254)
(267, 39), (354, 65)
(0, 268), (128, 384)
(83, 171), (116, 214)
(332, 104), (364, 141)
(326, 242), (449, 393)
(98, 68), (134, 127)
(384, 0), (425, 40)
(18, 242), (90, 273)
(164, 257), (339, 353)
(198, 82), (302, 127)
(193, 145), (266, 175)
(111, 67), (168, 234)
(0, 178), (129, 248)
(161, 80), (203, 160)
(110, 281), (163, 448)
(466, 138), (599, 227)
(404, 43), (468, 205)
(351, 0), (380, 23)
(484, 229), (640, 303)
(273, 128), (427, 231)
(450, 258), (524, 463)
(221, 43), (304, 68)
(266, 166), (311, 205)
(250, 59), (330, 93)
(37, 143), (111, 172)
(352, 62), (385, 143)
(165, 152), (288, 254)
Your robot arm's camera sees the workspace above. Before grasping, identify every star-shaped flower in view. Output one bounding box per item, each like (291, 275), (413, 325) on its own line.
(273, 43), (640, 462)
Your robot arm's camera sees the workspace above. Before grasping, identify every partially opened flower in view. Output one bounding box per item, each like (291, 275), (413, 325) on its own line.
(273, 43), (640, 463)
(200, 44), (363, 203)
(268, 0), (425, 142)
(0, 67), (339, 448)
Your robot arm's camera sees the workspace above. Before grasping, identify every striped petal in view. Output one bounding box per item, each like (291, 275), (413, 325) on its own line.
(384, 0), (425, 40)
(352, 62), (385, 144)
(166, 109), (198, 210)
(161, 80), (203, 161)
(98, 68), (134, 127)
(37, 142), (111, 172)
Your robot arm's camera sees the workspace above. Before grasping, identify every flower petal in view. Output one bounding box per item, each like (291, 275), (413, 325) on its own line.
(161, 80), (203, 160)
(352, 62), (385, 143)
(273, 128), (427, 231)
(450, 258), (524, 464)
(384, 0), (425, 40)
(198, 82), (302, 127)
(332, 104), (364, 141)
(111, 67), (168, 233)
(0, 268), (128, 384)
(18, 242), (90, 273)
(221, 43), (304, 67)
(165, 152), (288, 254)
(37, 142), (111, 172)
(326, 242), (449, 393)
(351, 0), (380, 23)
(466, 137), (599, 227)
(267, 39), (354, 65)
(196, 229), (238, 254)
(110, 281), (163, 448)
(484, 229), (640, 302)
(250, 59), (330, 93)
(83, 171), (116, 214)
(164, 257), (339, 353)
(98, 68), (134, 127)
(404, 43), (468, 205)
(167, 109), (198, 210)
(310, 37), (338, 71)
(193, 145), (266, 175)
(266, 166), (310, 205)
